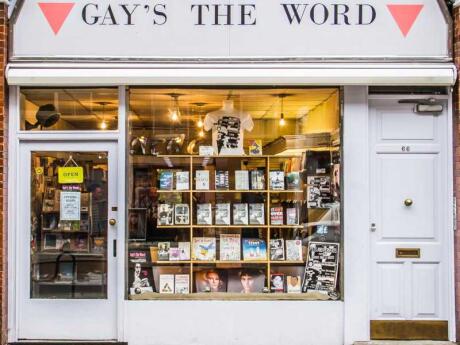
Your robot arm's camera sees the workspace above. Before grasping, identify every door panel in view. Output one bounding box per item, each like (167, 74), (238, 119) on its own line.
(379, 108), (435, 140)
(376, 262), (405, 318)
(412, 263), (440, 318)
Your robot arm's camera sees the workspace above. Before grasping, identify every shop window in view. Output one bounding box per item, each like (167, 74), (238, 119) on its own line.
(127, 87), (342, 300)
(20, 88), (119, 131)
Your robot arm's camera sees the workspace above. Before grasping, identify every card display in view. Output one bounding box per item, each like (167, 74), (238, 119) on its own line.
(233, 203), (249, 225)
(249, 203), (265, 225)
(196, 170), (210, 190)
(220, 234), (241, 261)
(269, 171), (285, 190)
(286, 239), (303, 261)
(176, 171), (190, 190)
(215, 203), (231, 225)
(242, 239), (267, 261)
(235, 170), (249, 190)
(197, 203), (213, 225)
(192, 237), (216, 261)
(270, 239), (285, 261)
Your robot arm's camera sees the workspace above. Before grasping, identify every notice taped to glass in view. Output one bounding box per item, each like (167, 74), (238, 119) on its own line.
(60, 191), (81, 221)
(302, 242), (339, 296)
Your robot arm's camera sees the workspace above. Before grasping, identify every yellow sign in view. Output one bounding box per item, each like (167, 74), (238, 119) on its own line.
(58, 167), (84, 184)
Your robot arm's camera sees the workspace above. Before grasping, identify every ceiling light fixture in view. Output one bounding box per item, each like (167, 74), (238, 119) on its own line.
(279, 94), (287, 127)
(95, 101), (111, 130)
(192, 102), (208, 128)
(168, 94), (182, 123)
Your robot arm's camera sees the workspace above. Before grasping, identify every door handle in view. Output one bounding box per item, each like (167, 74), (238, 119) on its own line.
(404, 199), (413, 207)
(109, 219), (116, 226)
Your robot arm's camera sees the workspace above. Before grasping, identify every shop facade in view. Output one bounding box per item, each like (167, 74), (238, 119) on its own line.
(3, 1), (458, 344)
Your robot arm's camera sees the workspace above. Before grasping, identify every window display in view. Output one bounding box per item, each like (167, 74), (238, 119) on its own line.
(127, 87), (341, 300)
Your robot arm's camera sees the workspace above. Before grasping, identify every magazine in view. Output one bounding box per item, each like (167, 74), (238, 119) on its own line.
(249, 203), (265, 225)
(220, 234), (241, 261)
(270, 273), (285, 293)
(176, 171), (190, 190)
(196, 170), (210, 190)
(192, 237), (216, 261)
(269, 171), (285, 190)
(178, 242), (190, 260)
(157, 242), (170, 261)
(215, 203), (231, 225)
(174, 274), (190, 294)
(215, 170), (229, 190)
(269, 239), (285, 261)
(227, 269), (266, 293)
(159, 171), (173, 190)
(286, 207), (298, 225)
(286, 239), (303, 261)
(270, 206), (283, 225)
(286, 172), (301, 190)
(242, 239), (267, 261)
(128, 250), (154, 295)
(250, 170), (265, 190)
(195, 269), (227, 292)
(174, 203), (190, 225)
(233, 203), (249, 225)
(235, 170), (249, 190)
(287, 275), (302, 293)
(158, 203), (174, 226)
(197, 203), (213, 225)
(159, 274), (175, 294)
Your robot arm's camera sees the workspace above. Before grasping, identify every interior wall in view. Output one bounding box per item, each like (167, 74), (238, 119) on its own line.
(302, 92), (340, 134)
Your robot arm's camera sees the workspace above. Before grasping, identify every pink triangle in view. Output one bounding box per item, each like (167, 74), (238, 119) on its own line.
(38, 2), (75, 35)
(387, 4), (424, 37)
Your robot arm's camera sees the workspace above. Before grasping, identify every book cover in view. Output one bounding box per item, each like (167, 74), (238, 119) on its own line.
(242, 239), (267, 261)
(270, 206), (284, 225)
(307, 176), (332, 208)
(128, 251), (154, 295)
(227, 269), (266, 293)
(196, 170), (210, 190)
(286, 207), (298, 225)
(249, 203), (265, 225)
(158, 203), (174, 226)
(176, 171), (190, 190)
(215, 203), (231, 225)
(270, 273), (285, 293)
(159, 274), (175, 294)
(174, 203), (190, 225)
(149, 246), (158, 262)
(195, 269), (227, 292)
(220, 234), (241, 261)
(159, 171), (174, 190)
(178, 242), (190, 260)
(235, 170), (249, 190)
(269, 171), (285, 190)
(286, 239), (303, 261)
(192, 237), (216, 261)
(287, 275), (302, 293)
(128, 250), (148, 264)
(197, 203), (212, 225)
(233, 203), (249, 225)
(169, 247), (181, 261)
(174, 274), (190, 294)
(215, 170), (229, 190)
(250, 170), (265, 190)
(248, 139), (262, 156)
(286, 172), (301, 190)
(270, 239), (285, 261)
(157, 242), (170, 261)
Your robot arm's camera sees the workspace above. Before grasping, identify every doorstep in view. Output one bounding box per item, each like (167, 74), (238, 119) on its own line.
(354, 342), (456, 345)
(9, 343), (127, 345)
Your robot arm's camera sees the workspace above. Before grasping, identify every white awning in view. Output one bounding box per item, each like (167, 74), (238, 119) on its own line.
(6, 62), (457, 86)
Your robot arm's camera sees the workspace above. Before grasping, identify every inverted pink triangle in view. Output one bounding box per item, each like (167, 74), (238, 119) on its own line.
(38, 2), (75, 35)
(387, 4), (424, 37)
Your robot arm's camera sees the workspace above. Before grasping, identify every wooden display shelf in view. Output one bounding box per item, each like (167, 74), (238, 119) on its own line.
(269, 190), (303, 193)
(270, 260), (305, 265)
(129, 292), (332, 301)
(157, 190), (191, 193)
(192, 260), (268, 264)
(193, 190), (268, 193)
(152, 261), (192, 264)
(192, 225), (268, 228)
(269, 225), (304, 228)
(156, 225), (191, 229)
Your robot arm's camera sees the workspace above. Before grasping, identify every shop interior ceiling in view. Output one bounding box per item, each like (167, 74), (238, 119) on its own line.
(21, 88), (338, 138)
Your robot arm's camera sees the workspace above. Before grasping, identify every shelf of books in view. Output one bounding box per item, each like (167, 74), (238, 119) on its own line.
(128, 153), (341, 300)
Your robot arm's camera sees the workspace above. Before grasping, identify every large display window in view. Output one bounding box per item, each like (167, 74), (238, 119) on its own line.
(127, 87), (342, 300)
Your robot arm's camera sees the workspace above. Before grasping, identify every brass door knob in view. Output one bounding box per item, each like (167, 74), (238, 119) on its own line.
(404, 199), (413, 207)
(109, 219), (117, 226)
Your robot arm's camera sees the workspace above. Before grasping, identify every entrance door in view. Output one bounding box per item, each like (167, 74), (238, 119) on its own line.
(369, 98), (451, 340)
(17, 142), (118, 340)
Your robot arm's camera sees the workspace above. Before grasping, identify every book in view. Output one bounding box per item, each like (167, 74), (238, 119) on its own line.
(227, 269), (266, 293)
(157, 242), (170, 261)
(174, 274), (190, 294)
(286, 239), (303, 261)
(269, 239), (285, 261)
(269, 171), (285, 190)
(215, 203), (231, 225)
(233, 203), (249, 225)
(220, 234), (241, 261)
(286, 172), (301, 190)
(248, 139), (262, 155)
(159, 274), (175, 294)
(215, 170), (229, 190)
(128, 250), (154, 295)
(242, 239), (267, 261)
(270, 273), (285, 293)
(197, 203), (212, 225)
(178, 242), (190, 260)
(159, 171), (174, 190)
(286, 207), (298, 225)
(270, 206), (284, 225)
(195, 269), (227, 292)
(250, 170), (265, 190)
(249, 203), (265, 225)
(235, 170), (249, 190)
(192, 237), (216, 261)
(196, 170), (210, 190)
(287, 275), (302, 293)
(176, 171), (190, 190)
(174, 203), (190, 225)
(169, 247), (181, 261)
(149, 246), (158, 262)
(158, 203), (174, 226)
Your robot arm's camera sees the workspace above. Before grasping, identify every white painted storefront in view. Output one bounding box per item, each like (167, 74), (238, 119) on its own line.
(5, 1), (457, 344)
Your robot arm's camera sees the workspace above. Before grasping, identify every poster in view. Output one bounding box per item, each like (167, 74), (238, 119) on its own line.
(302, 242), (340, 296)
(60, 191), (81, 221)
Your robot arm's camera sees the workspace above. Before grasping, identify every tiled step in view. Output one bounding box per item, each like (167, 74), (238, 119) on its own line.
(354, 342), (456, 345)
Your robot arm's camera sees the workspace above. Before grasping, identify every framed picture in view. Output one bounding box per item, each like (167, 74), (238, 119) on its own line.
(128, 208), (147, 241)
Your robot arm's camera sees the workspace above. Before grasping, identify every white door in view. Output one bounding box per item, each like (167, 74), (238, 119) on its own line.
(369, 99), (451, 325)
(17, 141), (118, 340)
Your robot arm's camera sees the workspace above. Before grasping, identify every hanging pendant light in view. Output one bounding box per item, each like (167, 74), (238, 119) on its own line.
(168, 94), (182, 123)
(279, 94), (287, 127)
(95, 101), (111, 130)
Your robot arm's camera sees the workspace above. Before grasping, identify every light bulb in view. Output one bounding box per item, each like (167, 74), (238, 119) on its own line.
(197, 118), (204, 128)
(171, 110), (179, 122)
(279, 114), (286, 127)
(199, 130), (205, 138)
(100, 120), (108, 130)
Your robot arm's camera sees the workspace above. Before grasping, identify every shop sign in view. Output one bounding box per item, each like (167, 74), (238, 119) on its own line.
(58, 167), (84, 184)
(12, 0), (450, 60)
(60, 191), (81, 221)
